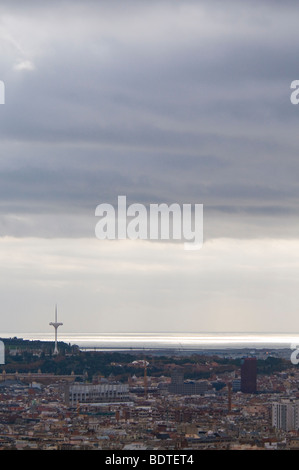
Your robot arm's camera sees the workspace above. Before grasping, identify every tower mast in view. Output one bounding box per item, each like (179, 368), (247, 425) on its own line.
(49, 304), (63, 355)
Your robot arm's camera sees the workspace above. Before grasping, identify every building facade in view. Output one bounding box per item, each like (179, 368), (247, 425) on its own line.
(168, 370), (209, 396)
(66, 383), (131, 406)
(241, 357), (257, 393)
(272, 400), (299, 432)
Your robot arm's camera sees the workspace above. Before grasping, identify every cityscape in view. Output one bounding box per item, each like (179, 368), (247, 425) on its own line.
(0, 332), (299, 451)
(1, 0), (299, 459)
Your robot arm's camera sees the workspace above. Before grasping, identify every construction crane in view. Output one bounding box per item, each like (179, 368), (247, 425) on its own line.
(228, 382), (232, 413)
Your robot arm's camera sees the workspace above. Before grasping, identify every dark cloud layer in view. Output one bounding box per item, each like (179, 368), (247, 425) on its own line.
(0, 0), (299, 240)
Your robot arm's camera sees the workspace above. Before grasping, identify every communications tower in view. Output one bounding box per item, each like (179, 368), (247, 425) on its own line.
(49, 305), (63, 355)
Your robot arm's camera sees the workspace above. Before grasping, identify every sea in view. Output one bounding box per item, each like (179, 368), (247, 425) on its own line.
(1, 332), (299, 353)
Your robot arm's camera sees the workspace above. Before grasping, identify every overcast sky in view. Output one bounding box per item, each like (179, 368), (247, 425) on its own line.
(0, 0), (299, 335)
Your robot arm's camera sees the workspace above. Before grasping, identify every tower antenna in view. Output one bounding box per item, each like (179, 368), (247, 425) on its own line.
(49, 304), (63, 355)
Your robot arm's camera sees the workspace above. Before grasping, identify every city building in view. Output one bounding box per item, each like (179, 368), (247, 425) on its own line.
(232, 378), (241, 392)
(168, 370), (209, 396)
(272, 400), (299, 432)
(241, 357), (257, 393)
(66, 383), (131, 406)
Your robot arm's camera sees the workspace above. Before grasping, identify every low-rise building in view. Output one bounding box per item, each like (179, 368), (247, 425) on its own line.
(66, 383), (131, 406)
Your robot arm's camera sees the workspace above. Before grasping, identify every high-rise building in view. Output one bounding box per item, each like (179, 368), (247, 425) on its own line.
(272, 400), (299, 431)
(168, 370), (208, 395)
(171, 370), (184, 385)
(241, 357), (257, 393)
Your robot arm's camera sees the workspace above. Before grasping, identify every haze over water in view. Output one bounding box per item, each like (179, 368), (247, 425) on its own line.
(1, 332), (299, 351)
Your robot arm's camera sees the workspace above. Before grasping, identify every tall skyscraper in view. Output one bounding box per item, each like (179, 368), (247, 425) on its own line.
(241, 357), (257, 393)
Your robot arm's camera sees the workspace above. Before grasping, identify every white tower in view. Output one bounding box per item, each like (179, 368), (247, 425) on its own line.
(49, 305), (63, 355)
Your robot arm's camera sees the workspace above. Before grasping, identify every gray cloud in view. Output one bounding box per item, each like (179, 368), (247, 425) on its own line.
(1, 1), (299, 334)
